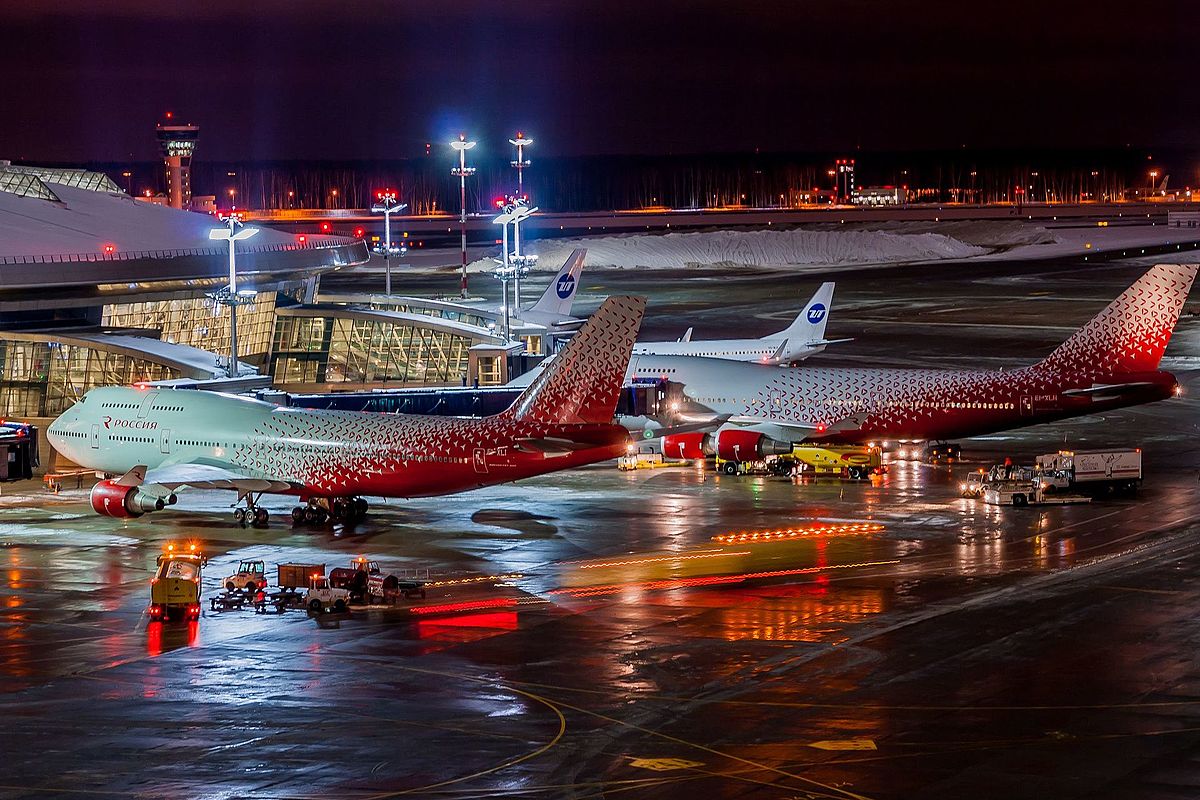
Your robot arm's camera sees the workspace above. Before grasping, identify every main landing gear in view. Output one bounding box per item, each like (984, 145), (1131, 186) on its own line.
(233, 493), (270, 528)
(290, 497), (369, 527)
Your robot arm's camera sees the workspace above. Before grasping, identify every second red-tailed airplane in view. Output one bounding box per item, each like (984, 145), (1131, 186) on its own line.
(645, 264), (1197, 462)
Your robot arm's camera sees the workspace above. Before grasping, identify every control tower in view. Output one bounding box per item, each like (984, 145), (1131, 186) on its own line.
(155, 115), (199, 209)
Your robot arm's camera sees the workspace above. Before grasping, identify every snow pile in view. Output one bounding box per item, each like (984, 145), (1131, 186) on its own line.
(465, 224), (1040, 273)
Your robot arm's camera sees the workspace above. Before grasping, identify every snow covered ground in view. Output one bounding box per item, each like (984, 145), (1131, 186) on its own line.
(458, 219), (1200, 274)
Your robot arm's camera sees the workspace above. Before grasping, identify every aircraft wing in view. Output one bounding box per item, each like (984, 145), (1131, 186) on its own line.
(142, 463), (303, 495)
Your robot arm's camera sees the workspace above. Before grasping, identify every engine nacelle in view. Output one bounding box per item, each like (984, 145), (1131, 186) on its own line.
(89, 480), (165, 518)
(716, 430), (792, 462)
(661, 432), (713, 460)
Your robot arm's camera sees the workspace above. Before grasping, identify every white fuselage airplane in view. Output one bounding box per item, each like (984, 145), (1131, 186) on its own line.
(47, 297), (646, 528)
(631, 282), (847, 364)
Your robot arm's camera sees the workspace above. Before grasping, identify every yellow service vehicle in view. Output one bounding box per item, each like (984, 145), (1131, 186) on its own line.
(149, 543), (206, 622)
(789, 444), (883, 478)
(715, 444), (883, 479)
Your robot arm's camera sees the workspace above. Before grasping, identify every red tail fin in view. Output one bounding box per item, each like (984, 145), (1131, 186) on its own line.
(1038, 263), (1197, 376)
(506, 296), (646, 424)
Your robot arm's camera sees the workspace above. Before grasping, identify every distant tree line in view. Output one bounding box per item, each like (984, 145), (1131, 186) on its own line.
(81, 146), (1189, 212)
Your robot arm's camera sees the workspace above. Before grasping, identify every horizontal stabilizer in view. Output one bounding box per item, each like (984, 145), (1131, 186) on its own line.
(1061, 382), (1156, 397)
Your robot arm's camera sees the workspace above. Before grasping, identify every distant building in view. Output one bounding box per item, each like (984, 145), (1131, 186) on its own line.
(851, 186), (903, 206)
(155, 119), (199, 210)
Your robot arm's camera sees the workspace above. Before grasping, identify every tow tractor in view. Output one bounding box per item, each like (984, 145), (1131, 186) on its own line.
(304, 574), (351, 614)
(149, 543), (206, 622)
(223, 559), (267, 592)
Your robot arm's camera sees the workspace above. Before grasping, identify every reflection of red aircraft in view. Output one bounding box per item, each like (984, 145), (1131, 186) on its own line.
(650, 264), (1198, 461)
(48, 297), (646, 527)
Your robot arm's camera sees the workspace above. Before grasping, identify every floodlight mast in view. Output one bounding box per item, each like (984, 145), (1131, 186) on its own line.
(450, 134), (477, 299)
(207, 214), (259, 377)
(509, 133), (533, 197)
(492, 207), (516, 341)
(509, 201), (538, 308)
(371, 190), (407, 295)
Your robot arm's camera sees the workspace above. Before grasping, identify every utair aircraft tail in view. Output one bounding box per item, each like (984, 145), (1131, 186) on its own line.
(631, 280), (849, 365)
(768, 281), (848, 352)
(516, 248), (587, 328)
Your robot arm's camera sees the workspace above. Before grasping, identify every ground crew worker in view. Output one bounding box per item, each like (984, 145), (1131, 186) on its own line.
(254, 587), (267, 614)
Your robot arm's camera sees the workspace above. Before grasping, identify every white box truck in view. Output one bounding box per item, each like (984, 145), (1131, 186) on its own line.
(1034, 449), (1142, 496)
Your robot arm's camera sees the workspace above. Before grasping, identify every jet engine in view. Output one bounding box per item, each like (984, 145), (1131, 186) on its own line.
(89, 480), (168, 518)
(715, 430), (792, 462)
(660, 432), (713, 460)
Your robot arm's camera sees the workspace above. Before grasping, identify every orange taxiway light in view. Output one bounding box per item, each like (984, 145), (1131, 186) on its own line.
(712, 522), (885, 545)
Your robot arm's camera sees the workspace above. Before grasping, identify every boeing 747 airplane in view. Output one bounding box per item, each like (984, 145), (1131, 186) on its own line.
(48, 296), (646, 527)
(636, 264), (1196, 463)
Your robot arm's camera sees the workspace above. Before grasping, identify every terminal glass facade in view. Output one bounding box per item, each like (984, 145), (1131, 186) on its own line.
(103, 293), (278, 365)
(365, 299), (496, 331)
(270, 315), (475, 387)
(0, 340), (180, 418)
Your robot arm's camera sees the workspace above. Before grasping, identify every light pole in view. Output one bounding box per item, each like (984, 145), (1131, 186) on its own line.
(492, 207), (517, 341)
(371, 190), (408, 296)
(509, 201), (538, 309)
(208, 214), (259, 377)
(509, 132), (533, 197)
(450, 134), (477, 299)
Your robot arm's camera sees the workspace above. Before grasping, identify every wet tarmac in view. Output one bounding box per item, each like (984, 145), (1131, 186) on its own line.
(2, 258), (1199, 798)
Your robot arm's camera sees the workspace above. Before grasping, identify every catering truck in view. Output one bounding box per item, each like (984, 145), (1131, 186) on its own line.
(1034, 449), (1142, 496)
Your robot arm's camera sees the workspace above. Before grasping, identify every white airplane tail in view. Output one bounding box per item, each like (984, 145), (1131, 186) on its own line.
(769, 281), (835, 345)
(526, 248), (586, 319)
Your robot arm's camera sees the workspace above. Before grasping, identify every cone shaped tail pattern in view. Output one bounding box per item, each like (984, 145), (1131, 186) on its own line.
(1038, 263), (1198, 377)
(508, 295), (647, 424)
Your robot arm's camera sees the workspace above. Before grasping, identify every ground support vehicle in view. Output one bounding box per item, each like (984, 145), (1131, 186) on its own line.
(149, 544), (206, 621)
(209, 591), (250, 612)
(223, 559), (268, 592)
(618, 453), (688, 470)
(923, 442), (962, 464)
(715, 444), (883, 480)
(330, 557), (426, 604)
(984, 480), (1091, 507)
(1034, 449), (1142, 496)
(304, 575), (351, 614)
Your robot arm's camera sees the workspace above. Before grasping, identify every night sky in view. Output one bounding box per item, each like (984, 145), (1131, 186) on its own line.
(2, 0), (1197, 162)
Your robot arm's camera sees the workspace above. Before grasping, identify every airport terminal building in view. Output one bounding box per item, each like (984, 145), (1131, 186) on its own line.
(0, 161), (512, 458)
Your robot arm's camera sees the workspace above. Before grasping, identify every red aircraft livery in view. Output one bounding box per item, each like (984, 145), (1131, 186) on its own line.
(48, 296), (647, 526)
(647, 264), (1198, 461)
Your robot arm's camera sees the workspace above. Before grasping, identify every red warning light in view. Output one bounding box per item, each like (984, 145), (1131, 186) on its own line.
(102, 243), (116, 254)
(319, 222), (331, 233)
(353, 227), (365, 237)
(493, 197), (506, 209)
(298, 235), (307, 244)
